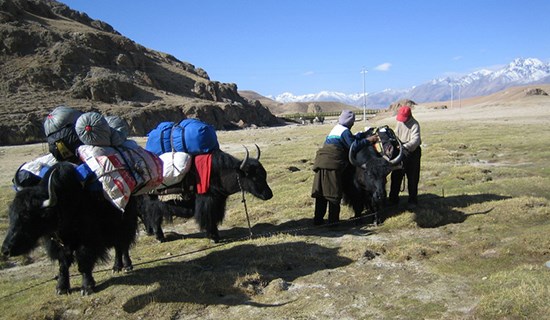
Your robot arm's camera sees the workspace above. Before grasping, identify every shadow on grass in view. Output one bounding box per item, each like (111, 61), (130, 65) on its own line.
(156, 218), (374, 244)
(153, 193), (508, 243)
(98, 241), (353, 313)
(224, 218), (374, 241)
(386, 193), (511, 228)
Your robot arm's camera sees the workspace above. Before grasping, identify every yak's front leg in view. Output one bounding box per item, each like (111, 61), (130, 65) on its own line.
(353, 202), (365, 219)
(80, 270), (96, 296)
(122, 250), (133, 271)
(76, 251), (97, 295)
(206, 204), (224, 243)
(207, 222), (220, 243)
(153, 226), (165, 243)
(45, 239), (73, 294)
(56, 257), (71, 295)
(369, 199), (383, 226)
(195, 195), (224, 243)
(113, 247), (133, 272)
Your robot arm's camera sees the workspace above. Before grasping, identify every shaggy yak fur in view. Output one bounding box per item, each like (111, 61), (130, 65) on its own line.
(145, 146), (273, 243)
(1, 162), (157, 295)
(343, 139), (402, 225)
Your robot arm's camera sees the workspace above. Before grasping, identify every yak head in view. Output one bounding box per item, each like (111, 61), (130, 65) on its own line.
(210, 145), (273, 200)
(2, 170), (59, 257)
(236, 145), (273, 200)
(348, 138), (404, 205)
(2, 162), (80, 257)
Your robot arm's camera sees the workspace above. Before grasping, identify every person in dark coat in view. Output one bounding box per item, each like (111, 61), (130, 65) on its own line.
(311, 110), (377, 225)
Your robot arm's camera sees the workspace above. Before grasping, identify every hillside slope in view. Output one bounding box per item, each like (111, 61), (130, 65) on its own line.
(422, 84), (550, 108)
(0, 0), (283, 145)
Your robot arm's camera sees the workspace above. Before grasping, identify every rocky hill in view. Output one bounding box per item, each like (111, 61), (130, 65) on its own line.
(0, 0), (283, 145)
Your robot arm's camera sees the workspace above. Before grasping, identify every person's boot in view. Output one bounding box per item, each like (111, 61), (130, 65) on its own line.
(327, 202), (341, 225)
(313, 198), (327, 225)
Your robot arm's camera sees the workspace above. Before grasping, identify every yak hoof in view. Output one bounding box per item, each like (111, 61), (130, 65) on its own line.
(56, 280), (71, 295)
(81, 287), (94, 296)
(373, 216), (383, 226)
(207, 230), (220, 243)
(56, 287), (70, 295)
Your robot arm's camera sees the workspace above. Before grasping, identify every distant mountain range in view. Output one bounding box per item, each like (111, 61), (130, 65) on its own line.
(270, 58), (550, 108)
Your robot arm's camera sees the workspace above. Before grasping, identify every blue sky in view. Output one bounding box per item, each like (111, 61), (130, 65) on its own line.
(61, 0), (550, 97)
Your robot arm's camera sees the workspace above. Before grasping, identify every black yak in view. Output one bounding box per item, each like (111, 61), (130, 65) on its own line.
(135, 194), (193, 242)
(151, 145), (273, 243)
(343, 135), (403, 224)
(1, 162), (145, 295)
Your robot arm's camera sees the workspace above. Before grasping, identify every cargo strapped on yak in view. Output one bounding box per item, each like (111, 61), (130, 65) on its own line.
(145, 118), (219, 156)
(370, 125), (401, 161)
(44, 106), (84, 163)
(12, 154), (58, 191)
(77, 140), (164, 211)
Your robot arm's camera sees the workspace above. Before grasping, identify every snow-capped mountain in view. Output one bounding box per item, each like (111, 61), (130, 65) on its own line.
(272, 58), (550, 108)
(273, 91), (363, 105)
(408, 58), (550, 103)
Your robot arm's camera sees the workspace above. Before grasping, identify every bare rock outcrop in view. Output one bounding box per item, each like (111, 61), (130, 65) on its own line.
(525, 88), (548, 96)
(388, 99), (417, 112)
(0, 0), (283, 145)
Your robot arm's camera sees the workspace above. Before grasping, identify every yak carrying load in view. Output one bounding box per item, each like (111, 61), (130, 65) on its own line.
(14, 106), (166, 211)
(14, 107), (221, 211)
(144, 118), (274, 242)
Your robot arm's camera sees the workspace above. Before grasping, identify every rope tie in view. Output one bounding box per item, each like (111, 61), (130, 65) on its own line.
(236, 173), (253, 238)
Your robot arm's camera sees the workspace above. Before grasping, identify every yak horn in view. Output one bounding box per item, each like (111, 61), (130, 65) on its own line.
(240, 146), (250, 171)
(387, 139), (404, 166)
(348, 141), (362, 167)
(41, 168), (58, 208)
(12, 163), (26, 192)
(254, 144), (261, 161)
(349, 140), (375, 168)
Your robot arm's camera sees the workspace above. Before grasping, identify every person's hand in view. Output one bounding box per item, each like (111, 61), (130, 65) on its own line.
(367, 135), (379, 144)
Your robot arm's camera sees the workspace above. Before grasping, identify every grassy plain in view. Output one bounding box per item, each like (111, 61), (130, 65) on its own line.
(0, 96), (549, 319)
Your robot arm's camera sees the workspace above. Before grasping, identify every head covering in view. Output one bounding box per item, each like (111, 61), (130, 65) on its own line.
(338, 110), (355, 128)
(396, 106), (412, 122)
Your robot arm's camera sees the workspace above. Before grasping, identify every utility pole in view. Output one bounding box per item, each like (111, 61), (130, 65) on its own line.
(361, 67), (368, 122)
(459, 85), (462, 108)
(449, 82), (454, 109)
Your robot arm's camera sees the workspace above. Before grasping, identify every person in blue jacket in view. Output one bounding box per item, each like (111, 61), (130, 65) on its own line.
(311, 110), (377, 225)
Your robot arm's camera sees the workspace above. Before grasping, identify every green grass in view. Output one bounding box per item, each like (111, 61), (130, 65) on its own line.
(475, 265), (550, 319)
(1, 115), (550, 319)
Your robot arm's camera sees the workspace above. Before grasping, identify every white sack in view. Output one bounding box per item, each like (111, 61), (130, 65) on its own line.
(159, 152), (192, 188)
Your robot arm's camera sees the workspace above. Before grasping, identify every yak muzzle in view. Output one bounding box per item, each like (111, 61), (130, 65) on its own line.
(261, 188), (273, 200)
(1, 241), (12, 257)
